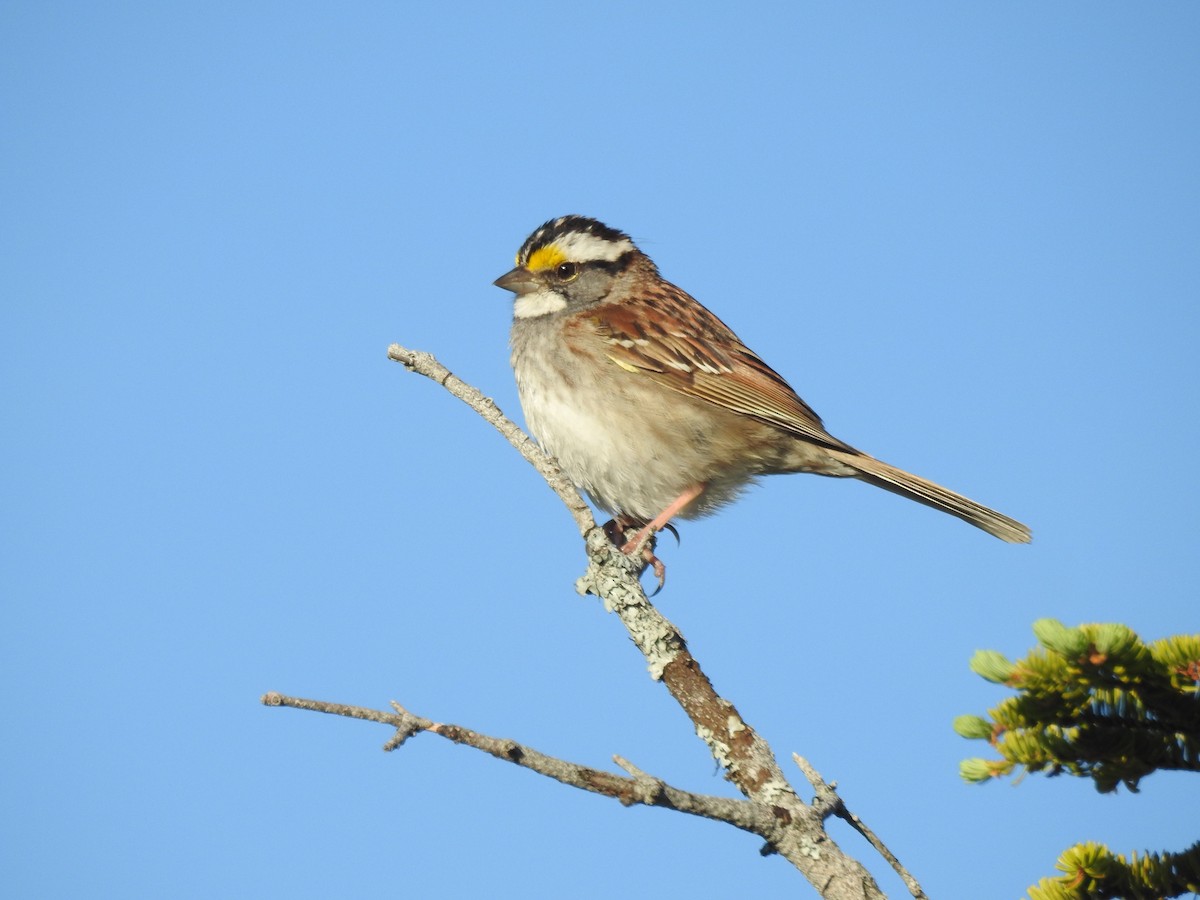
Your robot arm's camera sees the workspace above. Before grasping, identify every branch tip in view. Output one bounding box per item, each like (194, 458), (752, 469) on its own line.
(387, 342), (595, 536)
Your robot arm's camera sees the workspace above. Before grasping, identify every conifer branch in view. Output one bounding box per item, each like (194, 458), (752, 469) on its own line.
(960, 620), (1200, 898)
(957, 620), (1200, 792)
(1025, 839), (1200, 900)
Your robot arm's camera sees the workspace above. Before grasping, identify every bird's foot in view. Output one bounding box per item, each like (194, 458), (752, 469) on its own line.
(603, 517), (670, 595)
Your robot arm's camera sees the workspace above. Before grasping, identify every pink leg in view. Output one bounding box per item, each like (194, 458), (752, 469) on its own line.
(620, 483), (706, 556)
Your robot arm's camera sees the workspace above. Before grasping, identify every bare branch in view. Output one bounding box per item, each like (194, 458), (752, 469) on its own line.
(262, 691), (768, 833)
(794, 754), (929, 899)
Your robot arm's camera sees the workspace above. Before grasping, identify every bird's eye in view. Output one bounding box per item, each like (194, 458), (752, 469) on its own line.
(555, 262), (579, 281)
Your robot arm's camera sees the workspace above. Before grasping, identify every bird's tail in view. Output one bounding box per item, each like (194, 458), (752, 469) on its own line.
(823, 448), (1032, 544)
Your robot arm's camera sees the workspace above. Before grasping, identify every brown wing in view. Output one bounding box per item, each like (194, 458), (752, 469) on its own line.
(579, 283), (855, 453)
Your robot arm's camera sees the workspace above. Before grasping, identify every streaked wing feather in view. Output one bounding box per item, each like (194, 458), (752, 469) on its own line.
(588, 294), (855, 453)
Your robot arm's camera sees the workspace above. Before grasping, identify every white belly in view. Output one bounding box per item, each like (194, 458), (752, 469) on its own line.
(513, 357), (752, 520)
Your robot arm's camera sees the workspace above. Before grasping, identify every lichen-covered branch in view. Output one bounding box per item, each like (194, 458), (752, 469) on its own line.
(573, 526), (883, 892)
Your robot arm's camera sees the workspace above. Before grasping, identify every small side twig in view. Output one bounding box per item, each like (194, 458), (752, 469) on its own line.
(794, 754), (929, 900)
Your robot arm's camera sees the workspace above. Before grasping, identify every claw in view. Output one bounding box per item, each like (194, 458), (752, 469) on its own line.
(622, 535), (666, 595)
(644, 523), (676, 593)
(601, 517), (669, 592)
(646, 550), (666, 595)
(619, 529), (667, 593)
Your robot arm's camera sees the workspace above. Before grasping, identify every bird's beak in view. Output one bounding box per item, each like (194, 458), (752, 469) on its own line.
(493, 266), (539, 296)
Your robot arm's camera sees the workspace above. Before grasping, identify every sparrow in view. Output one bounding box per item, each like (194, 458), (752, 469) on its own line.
(496, 215), (1030, 574)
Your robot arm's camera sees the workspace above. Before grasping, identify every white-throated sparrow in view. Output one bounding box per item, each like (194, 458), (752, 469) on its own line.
(496, 215), (1031, 561)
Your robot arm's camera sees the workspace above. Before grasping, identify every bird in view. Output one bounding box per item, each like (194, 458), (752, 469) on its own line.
(495, 215), (1030, 573)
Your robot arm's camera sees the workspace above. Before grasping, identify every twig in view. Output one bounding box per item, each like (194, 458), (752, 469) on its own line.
(386, 344), (593, 535)
(794, 754), (929, 899)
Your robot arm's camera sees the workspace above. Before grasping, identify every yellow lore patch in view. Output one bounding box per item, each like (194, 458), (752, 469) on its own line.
(525, 244), (567, 272)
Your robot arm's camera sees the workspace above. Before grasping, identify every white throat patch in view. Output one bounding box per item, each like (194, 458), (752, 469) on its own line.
(513, 288), (568, 319)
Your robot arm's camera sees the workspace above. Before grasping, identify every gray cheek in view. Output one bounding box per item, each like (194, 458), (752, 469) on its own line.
(564, 273), (614, 310)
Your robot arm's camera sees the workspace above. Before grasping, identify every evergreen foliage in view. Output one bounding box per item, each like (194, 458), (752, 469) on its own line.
(956, 620), (1199, 792)
(1023, 840), (1200, 899)
(957, 619), (1199, 899)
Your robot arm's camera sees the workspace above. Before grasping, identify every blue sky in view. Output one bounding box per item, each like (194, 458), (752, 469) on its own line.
(2, 3), (1197, 897)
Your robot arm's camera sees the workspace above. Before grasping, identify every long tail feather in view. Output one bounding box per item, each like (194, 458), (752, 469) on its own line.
(824, 449), (1032, 544)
